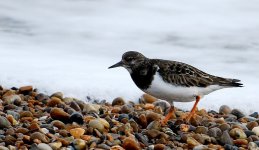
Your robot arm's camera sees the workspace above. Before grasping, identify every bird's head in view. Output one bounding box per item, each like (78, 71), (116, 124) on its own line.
(108, 51), (146, 73)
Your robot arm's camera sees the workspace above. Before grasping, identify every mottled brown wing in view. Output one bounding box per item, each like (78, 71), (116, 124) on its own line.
(154, 59), (214, 87)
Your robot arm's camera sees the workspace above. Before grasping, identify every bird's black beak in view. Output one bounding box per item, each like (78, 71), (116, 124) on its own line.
(108, 61), (123, 69)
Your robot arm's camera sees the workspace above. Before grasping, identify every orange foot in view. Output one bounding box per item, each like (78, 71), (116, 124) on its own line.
(184, 96), (201, 122)
(161, 106), (175, 126)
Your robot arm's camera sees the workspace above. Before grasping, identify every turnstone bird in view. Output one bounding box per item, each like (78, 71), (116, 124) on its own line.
(109, 51), (243, 124)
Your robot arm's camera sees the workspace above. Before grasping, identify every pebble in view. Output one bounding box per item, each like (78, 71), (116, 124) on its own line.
(51, 120), (66, 129)
(36, 93), (49, 101)
(50, 92), (63, 99)
(50, 107), (70, 123)
(220, 130), (233, 145)
(154, 144), (166, 150)
(118, 114), (129, 122)
(233, 139), (248, 145)
(72, 139), (86, 150)
(0, 116), (11, 129)
(47, 97), (62, 107)
(0, 146), (9, 150)
(141, 94), (157, 103)
(112, 97), (125, 106)
(250, 112), (258, 118)
(83, 103), (100, 114)
(4, 135), (16, 146)
(231, 109), (245, 119)
(137, 114), (147, 128)
(146, 111), (162, 123)
(224, 144), (238, 150)
(69, 128), (85, 139)
(3, 95), (21, 105)
(70, 101), (81, 111)
(219, 123), (231, 132)
(121, 104), (134, 114)
(97, 143), (111, 149)
(247, 121), (258, 130)
(123, 137), (141, 150)
(37, 143), (53, 150)
(147, 120), (161, 130)
(20, 111), (33, 118)
(89, 119), (105, 133)
(248, 142), (259, 150)
(6, 110), (20, 120)
(135, 133), (149, 146)
(208, 127), (222, 138)
(30, 132), (49, 143)
(49, 141), (62, 150)
(252, 126), (259, 136)
(195, 126), (208, 134)
(70, 112), (84, 124)
(229, 128), (247, 139)
(19, 86), (33, 94)
(153, 100), (171, 114)
(219, 105), (232, 115)
(187, 137), (201, 148)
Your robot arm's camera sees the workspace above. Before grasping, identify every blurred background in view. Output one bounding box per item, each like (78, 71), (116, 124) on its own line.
(0, 0), (258, 113)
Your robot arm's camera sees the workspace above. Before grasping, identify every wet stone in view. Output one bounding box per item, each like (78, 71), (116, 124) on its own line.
(47, 97), (62, 107)
(37, 143), (52, 150)
(247, 121), (258, 130)
(231, 109), (245, 119)
(195, 126), (208, 134)
(219, 123), (231, 132)
(140, 94), (157, 104)
(0, 116), (11, 129)
(146, 111), (161, 124)
(6, 110), (20, 120)
(252, 126), (259, 136)
(20, 111), (33, 118)
(30, 132), (49, 143)
(224, 144), (238, 150)
(112, 97), (125, 106)
(229, 128), (247, 139)
(97, 143), (111, 149)
(118, 114), (129, 122)
(220, 131), (233, 145)
(219, 105), (232, 115)
(50, 108), (70, 123)
(83, 104), (100, 114)
(153, 100), (171, 114)
(70, 101), (81, 111)
(72, 139), (86, 150)
(70, 112), (84, 124)
(250, 112), (258, 118)
(122, 137), (141, 150)
(135, 133), (149, 146)
(19, 86), (33, 94)
(208, 127), (222, 138)
(154, 144), (166, 150)
(89, 119), (105, 133)
(36, 93), (50, 101)
(248, 142), (259, 150)
(69, 128), (85, 139)
(121, 104), (134, 114)
(50, 92), (63, 99)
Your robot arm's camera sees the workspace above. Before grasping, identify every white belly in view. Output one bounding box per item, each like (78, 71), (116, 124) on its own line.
(143, 72), (223, 103)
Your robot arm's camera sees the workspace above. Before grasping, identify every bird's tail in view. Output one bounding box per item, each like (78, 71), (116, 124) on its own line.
(214, 77), (243, 87)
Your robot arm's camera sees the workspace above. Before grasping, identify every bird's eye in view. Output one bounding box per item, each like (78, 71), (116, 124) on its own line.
(125, 57), (133, 61)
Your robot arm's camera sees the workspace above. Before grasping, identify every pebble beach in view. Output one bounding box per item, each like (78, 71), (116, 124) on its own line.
(0, 85), (259, 150)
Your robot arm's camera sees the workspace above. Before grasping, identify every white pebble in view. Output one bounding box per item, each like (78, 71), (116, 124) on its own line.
(252, 126), (259, 136)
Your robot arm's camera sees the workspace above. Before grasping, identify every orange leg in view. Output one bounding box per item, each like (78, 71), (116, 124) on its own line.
(186, 96), (201, 122)
(161, 106), (175, 126)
